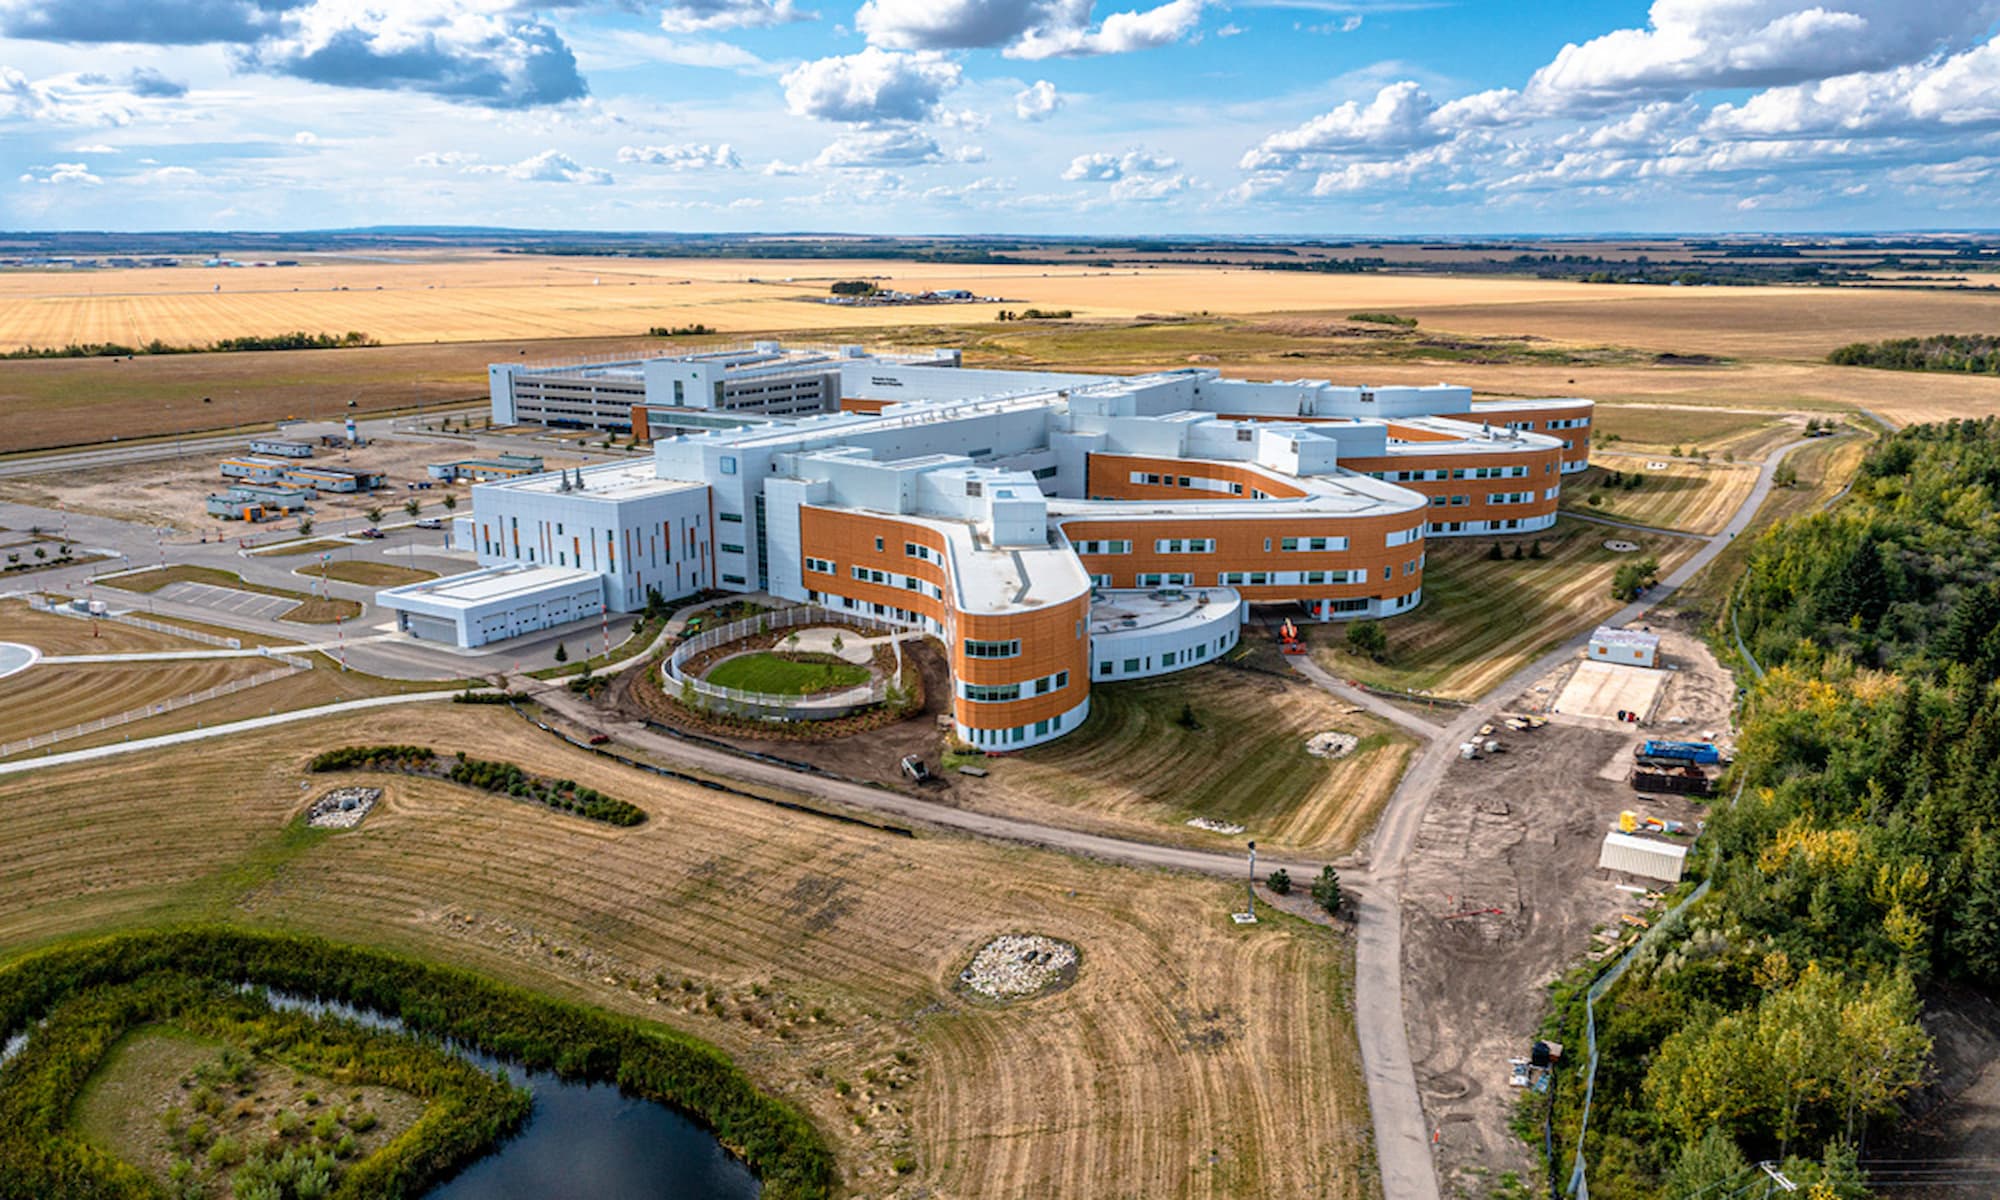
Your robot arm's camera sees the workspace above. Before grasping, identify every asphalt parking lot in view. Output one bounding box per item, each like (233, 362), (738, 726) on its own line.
(155, 580), (301, 621)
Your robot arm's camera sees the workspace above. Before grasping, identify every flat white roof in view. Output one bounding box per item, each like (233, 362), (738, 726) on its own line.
(485, 460), (705, 501)
(1601, 831), (1688, 861)
(381, 563), (601, 610)
(1591, 626), (1661, 648)
(1088, 586), (1242, 638)
(1050, 467), (1427, 521)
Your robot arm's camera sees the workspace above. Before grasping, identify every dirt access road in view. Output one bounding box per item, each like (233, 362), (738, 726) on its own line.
(1323, 432), (1821, 1200)
(1402, 623), (1731, 1195)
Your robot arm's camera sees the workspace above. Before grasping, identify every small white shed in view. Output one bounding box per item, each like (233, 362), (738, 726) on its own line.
(1598, 831), (1688, 883)
(1588, 626), (1660, 668)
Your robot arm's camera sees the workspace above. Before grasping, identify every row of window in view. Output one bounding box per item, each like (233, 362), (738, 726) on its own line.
(1155, 538), (1215, 554)
(963, 709), (1070, 747)
(1487, 492), (1534, 505)
(1279, 535), (1348, 552)
(904, 541), (939, 564)
(1074, 539), (1132, 555)
(1380, 464), (1530, 482)
(1127, 470), (1246, 497)
(964, 638), (1020, 659)
(1385, 524), (1424, 548)
(959, 669), (1070, 704)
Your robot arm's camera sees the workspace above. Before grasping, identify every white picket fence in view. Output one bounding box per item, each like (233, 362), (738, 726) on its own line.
(664, 604), (901, 720)
(25, 595), (242, 649)
(0, 659), (310, 758)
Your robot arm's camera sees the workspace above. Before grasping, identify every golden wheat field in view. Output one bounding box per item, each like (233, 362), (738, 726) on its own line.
(0, 704), (1376, 1200)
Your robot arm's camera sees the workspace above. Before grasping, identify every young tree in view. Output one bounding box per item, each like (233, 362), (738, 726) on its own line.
(1266, 868), (1292, 896)
(1511, 542), (1525, 560)
(1486, 541), (1505, 561)
(403, 498), (420, 519)
(441, 494), (458, 512)
(1346, 620), (1388, 660)
(1775, 463), (1800, 489)
(1310, 866), (1342, 915)
(1529, 540), (1544, 559)
(830, 633), (844, 653)
(553, 642), (567, 663)
(298, 517), (314, 536)
(364, 505), (384, 525)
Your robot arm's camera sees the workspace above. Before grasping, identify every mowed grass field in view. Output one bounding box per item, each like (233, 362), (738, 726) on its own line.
(0, 704), (1375, 1200)
(0, 657), (284, 748)
(978, 667), (1413, 856)
(297, 559), (436, 587)
(1561, 455), (1759, 534)
(0, 598), (220, 654)
(705, 651), (871, 695)
(1312, 521), (1697, 699)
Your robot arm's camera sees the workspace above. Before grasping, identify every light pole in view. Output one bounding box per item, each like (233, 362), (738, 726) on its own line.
(1246, 840), (1257, 917)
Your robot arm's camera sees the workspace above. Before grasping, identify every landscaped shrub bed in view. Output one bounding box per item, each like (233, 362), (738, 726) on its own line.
(0, 928), (836, 1199)
(307, 745), (646, 827)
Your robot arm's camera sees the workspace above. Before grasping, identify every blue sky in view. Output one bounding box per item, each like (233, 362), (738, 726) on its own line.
(4, 0), (1999, 233)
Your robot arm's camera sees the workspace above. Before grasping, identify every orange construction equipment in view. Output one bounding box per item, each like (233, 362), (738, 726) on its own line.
(1278, 618), (1307, 655)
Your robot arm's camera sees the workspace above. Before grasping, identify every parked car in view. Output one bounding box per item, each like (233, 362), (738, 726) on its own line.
(358, 527), (385, 539)
(415, 518), (443, 530)
(587, 733), (611, 746)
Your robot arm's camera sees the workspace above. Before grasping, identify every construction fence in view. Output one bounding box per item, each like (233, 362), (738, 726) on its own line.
(0, 653), (312, 759)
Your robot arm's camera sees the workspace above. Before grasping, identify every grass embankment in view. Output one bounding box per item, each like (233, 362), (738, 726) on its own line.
(1589, 406), (1791, 458)
(250, 539), (365, 558)
(984, 666), (1412, 855)
(705, 652), (871, 696)
(1675, 431), (1873, 614)
(298, 560), (437, 588)
(1562, 457), (1758, 534)
(0, 705), (1375, 1199)
(98, 565), (362, 624)
(1313, 522), (1694, 699)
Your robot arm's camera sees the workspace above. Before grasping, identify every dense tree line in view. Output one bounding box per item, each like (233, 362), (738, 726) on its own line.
(0, 928), (834, 1199)
(309, 745), (646, 826)
(1829, 334), (2000, 374)
(0, 332), (376, 360)
(1555, 420), (2000, 1197)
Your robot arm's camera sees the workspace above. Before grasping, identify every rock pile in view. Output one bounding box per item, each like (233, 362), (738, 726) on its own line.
(1187, 817), (1246, 835)
(307, 786), (380, 829)
(1306, 731), (1359, 759)
(960, 934), (1078, 1000)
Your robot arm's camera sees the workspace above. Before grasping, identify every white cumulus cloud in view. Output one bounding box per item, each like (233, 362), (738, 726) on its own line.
(781, 47), (961, 123)
(1014, 78), (1062, 120)
(617, 142), (742, 169)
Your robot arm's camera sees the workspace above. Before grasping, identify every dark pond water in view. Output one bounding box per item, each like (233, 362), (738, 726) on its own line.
(259, 991), (760, 1200)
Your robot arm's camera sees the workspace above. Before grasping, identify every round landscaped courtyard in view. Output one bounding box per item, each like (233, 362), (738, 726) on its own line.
(663, 609), (915, 723)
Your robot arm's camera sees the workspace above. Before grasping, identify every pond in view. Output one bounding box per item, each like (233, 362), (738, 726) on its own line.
(259, 990), (760, 1200)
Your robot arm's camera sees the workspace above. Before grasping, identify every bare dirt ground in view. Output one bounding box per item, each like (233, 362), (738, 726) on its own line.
(1400, 614), (1734, 1197)
(0, 433), (595, 533)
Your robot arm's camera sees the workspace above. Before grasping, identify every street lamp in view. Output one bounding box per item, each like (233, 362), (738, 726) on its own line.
(1246, 840), (1257, 917)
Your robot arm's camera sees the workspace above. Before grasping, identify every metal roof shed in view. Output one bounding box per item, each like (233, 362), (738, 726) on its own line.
(1597, 831), (1688, 883)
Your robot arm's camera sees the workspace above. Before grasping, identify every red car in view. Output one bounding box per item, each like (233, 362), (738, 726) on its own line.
(587, 733), (611, 746)
(358, 527), (385, 539)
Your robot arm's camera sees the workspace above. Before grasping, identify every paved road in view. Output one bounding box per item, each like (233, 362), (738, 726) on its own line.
(1325, 433), (1822, 1200)
(1287, 655), (1444, 738)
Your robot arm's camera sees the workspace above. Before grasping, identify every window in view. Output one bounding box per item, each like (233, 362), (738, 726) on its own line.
(719, 512), (743, 523)
(720, 543), (744, 554)
(805, 556), (835, 574)
(1075, 539), (1132, 555)
(719, 456), (737, 475)
(1154, 538), (1214, 554)
(962, 682), (1021, 703)
(850, 565), (888, 584)
(965, 639), (1021, 659)
(722, 573), (746, 584)
(1033, 671), (1069, 695)
(874, 536), (885, 551)
(1280, 535), (1347, 552)
(1123, 658), (1141, 673)
(966, 480), (983, 497)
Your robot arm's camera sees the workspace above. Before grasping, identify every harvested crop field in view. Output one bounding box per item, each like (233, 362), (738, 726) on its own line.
(0, 704), (1375, 1200)
(970, 666), (1414, 856)
(1561, 455), (1759, 534)
(1310, 522), (1697, 700)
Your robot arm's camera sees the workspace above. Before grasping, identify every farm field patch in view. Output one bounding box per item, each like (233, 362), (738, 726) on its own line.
(0, 598), (218, 654)
(1310, 521), (1697, 700)
(971, 666), (1414, 856)
(0, 704), (1374, 1200)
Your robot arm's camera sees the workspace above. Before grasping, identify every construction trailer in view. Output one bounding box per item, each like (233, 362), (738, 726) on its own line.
(1598, 830), (1689, 883)
(206, 494), (278, 521)
(222, 483), (312, 511)
(219, 456), (292, 484)
(1588, 625), (1660, 668)
(248, 437), (313, 458)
